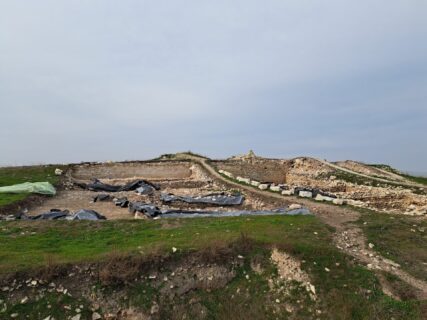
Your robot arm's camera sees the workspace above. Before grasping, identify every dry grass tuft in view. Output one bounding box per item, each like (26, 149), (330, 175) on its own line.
(98, 249), (165, 286)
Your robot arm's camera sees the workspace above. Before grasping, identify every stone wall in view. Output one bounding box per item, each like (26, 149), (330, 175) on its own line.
(214, 159), (292, 184)
(71, 161), (193, 181)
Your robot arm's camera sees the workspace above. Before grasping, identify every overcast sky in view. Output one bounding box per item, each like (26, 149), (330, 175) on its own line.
(1, 1), (426, 171)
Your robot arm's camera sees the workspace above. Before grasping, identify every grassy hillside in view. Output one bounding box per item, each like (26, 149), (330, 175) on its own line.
(0, 216), (426, 319)
(0, 216), (323, 273)
(369, 164), (427, 186)
(357, 209), (427, 282)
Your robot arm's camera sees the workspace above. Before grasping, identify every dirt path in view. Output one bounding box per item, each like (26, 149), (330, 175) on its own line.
(177, 154), (427, 299)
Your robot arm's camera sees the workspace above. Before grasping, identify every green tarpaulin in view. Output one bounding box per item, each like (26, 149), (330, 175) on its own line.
(0, 182), (56, 195)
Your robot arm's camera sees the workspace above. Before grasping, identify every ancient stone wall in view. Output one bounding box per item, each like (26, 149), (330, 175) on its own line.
(214, 159), (292, 184)
(71, 161), (193, 181)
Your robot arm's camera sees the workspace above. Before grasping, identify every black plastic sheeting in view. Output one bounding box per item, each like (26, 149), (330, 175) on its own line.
(125, 201), (311, 219)
(30, 209), (70, 220)
(129, 202), (161, 218)
(159, 208), (312, 219)
(77, 179), (159, 193)
(93, 194), (111, 202)
(16, 209), (106, 221)
(160, 193), (244, 206)
(70, 209), (106, 221)
(114, 197), (130, 208)
(135, 185), (155, 195)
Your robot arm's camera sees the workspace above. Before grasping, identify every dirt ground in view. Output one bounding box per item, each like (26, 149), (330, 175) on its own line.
(28, 161), (276, 219)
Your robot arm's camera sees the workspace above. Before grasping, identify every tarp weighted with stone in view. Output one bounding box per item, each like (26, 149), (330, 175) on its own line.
(160, 208), (312, 218)
(114, 197), (130, 208)
(160, 192), (244, 206)
(30, 209), (70, 220)
(77, 179), (159, 193)
(70, 209), (106, 221)
(0, 182), (56, 195)
(129, 202), (161, 218)
(125, 201), (311, 219)
(12, 209), (107, 221)
(93, 194), (111, 202)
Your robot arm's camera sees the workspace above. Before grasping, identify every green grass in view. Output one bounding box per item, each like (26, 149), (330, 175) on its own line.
(151, 153), (177, 160)
(0, 194), (28, 207)
(119, 215), (425, 319)
(369, 164), (402, 175)
(1, 215), (426, 319)
(357, 209), (427, 282)
(382, 272), (422, 300)
(400, 174), (427, 186)
(190, 251), (427, 320)
(0, 215), (323, 273)
(1, 293), (92, 320)
(127, 282), (160, 311)
(190, 250), (314, 320)
(0, 165), (65, 207)
(180, 151), (210, 159)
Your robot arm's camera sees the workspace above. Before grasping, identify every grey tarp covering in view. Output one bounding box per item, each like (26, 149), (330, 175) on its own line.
(93, 194), (111, 202)
(13, 209), (106, 221)
(129, 202), (161, 218)
(114, 197), (130, 208)
(29, 209), (70, 220)
(77, 179), (159, 193)
(125, 201), (311, 219)
(159, 208), (312, 218)
(160, 192), (244, 206)
(68, 209), (106, 221)
(0, 182), (56, 195)
(135, 185), (155, 195)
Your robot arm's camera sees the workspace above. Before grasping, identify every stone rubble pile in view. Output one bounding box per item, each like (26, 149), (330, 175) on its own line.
(218, 158), (427, 215)
(218, 169), (351, 206)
